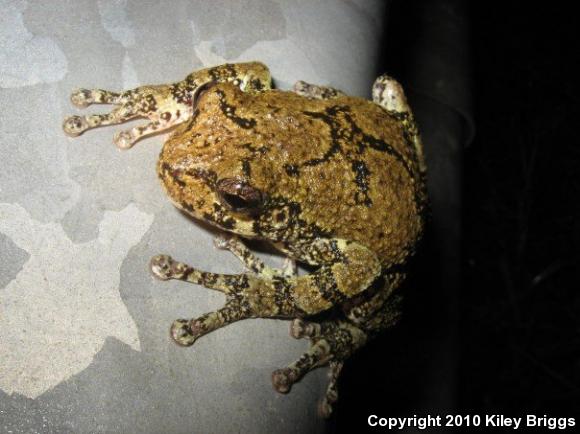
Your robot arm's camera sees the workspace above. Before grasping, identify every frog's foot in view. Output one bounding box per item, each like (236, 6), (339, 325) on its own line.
(63, 83), (185, 146)
(273, 320), (367, 417)
(292, 80), (345, 100)
(151, 238), (380, 415)
(372, 75), (411, 114)
(70, 88), (121, 108)
(150, 254), (253, 346)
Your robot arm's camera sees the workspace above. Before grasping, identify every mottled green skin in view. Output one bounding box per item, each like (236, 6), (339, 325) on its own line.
(63, 62), (427, 418)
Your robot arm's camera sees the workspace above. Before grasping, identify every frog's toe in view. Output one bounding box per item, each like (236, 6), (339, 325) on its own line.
(289, 318), (319, 339)
(281, 257), (297, 277)
(63, 115), (88, 137)
(113, 131), (134, 149)
(213, 233), (233, 250)
(318, 361), (342, 418)
(170, 319), (197, 346)
(150, 254), (176, 280)
(318, 397), (334, 419)
(70, 88), (92, 108)
(271, 367), (297, 394)
(372, 75), (410, 113)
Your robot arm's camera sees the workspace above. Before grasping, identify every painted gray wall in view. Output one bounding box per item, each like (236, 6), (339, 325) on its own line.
(0, 1), (386, 432)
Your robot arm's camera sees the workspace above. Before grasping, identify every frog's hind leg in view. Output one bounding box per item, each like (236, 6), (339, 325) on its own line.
(63, 62), (273, 146)
(150, 237), (381, 413)
(274, 318), (365, 418)
(292, 81), (345, 100)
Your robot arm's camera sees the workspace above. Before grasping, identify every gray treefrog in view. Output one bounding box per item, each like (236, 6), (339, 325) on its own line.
(63, 62), (427, 417)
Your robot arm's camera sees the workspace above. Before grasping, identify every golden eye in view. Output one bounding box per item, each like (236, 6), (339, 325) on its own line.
(216, 178), (263, 213)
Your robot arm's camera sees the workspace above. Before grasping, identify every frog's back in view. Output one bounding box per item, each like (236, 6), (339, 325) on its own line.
(256, 91), (426, 267)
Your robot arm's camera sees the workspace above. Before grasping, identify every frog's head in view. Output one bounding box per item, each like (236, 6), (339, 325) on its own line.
(156, 82), (300, 240)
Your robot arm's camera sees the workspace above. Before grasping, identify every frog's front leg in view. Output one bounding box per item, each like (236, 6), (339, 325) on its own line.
(63, 62), (272, 147)
(63, 83), (187, 148)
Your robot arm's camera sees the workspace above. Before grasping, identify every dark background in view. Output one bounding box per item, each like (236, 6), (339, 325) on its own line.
(329, 1), (580, 432)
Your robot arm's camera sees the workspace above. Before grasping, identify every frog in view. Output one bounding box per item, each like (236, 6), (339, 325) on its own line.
(63, 61), (427, 417)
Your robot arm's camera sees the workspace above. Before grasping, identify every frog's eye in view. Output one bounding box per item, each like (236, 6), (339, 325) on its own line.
(216, 178), (263, 213)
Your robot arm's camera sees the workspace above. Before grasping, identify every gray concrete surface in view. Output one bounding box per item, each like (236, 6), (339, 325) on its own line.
(0, 1), (386, 432)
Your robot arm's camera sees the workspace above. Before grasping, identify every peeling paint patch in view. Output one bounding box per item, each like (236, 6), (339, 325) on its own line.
(0, 0), (68, 88)
(98, 0), (136, 48)
(0, 203), (153, 398)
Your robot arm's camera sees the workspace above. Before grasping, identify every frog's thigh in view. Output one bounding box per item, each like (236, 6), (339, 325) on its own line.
(344, 272), (403, 323)
(292, 80), (345, 100)
(299, 238), (382, 306)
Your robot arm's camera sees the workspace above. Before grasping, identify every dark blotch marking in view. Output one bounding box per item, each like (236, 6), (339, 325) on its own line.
(351, 160), (372, 206)
(215, 90), (256, 129)
(250, 78), (264, 91)
(283, 164), (300, 176)
(242, 159), (252, 177)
